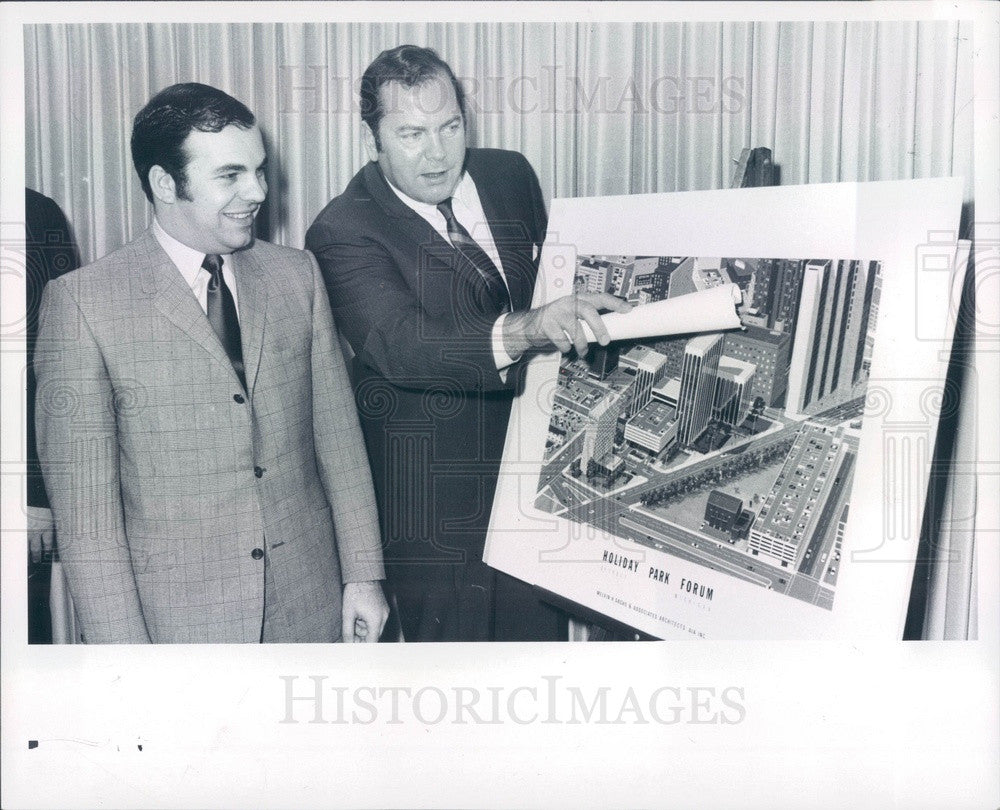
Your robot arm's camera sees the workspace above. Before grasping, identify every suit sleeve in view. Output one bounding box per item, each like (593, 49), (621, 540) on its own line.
(307, 214), (512, 396)
(307, 252), (386, 583)
(34, 279), (150, 643)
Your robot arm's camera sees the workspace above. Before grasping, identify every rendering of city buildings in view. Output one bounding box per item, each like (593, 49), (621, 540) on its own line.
(536, 254), (882, 610)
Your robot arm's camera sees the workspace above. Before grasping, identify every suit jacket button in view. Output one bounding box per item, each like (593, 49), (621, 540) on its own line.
(251, 548), (264, 560)
(254, 466), (264, 478)
(233, 393), (245, 404)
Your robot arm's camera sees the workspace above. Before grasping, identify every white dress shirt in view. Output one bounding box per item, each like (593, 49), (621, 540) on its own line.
(384, 172), (518, 370)
(152, 218), (240, 321)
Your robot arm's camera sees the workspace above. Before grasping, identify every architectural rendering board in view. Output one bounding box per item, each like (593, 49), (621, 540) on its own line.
(484, 179), (964, 639)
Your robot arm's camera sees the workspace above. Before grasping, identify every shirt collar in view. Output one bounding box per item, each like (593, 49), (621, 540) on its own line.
(152, 217), (227, 288)
(383, 167), (478, 217)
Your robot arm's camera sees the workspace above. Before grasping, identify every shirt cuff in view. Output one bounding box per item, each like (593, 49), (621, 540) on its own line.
(492, 312), (521, 371)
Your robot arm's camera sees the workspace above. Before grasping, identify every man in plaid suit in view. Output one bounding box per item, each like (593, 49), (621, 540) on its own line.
(35, 83), (387, 643)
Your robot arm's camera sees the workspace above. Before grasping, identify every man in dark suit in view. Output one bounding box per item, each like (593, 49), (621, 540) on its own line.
(306, 46), (627, 641)
(26, 187), (80, 643)
(36, 83), (387, 643)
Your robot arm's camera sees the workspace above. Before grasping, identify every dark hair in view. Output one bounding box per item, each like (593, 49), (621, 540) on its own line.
(130, 83), (256, 203)
(360, 45), (466, 151)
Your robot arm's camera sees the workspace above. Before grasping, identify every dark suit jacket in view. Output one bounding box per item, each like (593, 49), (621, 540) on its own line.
(306, 148), (547, 593)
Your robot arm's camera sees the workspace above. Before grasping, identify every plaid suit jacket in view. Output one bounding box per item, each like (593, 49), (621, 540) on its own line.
(35, 229), (384, 643)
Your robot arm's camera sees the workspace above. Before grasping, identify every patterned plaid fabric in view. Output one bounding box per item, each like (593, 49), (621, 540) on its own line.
(35, 229), (384, 643)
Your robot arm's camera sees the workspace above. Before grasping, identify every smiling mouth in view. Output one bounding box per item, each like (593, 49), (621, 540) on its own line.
(223, 210), (257, 222)
(422, 170), (450, 182)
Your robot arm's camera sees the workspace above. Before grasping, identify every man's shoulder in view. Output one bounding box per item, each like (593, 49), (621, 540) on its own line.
(245, 237), (311, 266)
(25, 188), (65, 229)
(466, 148), (539, 189)
(308, 164), (376, 224)
(465, 148), (540, 209)
(47, 234), (148, 296)
(50, 233), (313, 300)
(466, 147), (532, 174)
(305, 164), (389, 249)
(243, 239), (316, 292)
(305, 149), (540, 249)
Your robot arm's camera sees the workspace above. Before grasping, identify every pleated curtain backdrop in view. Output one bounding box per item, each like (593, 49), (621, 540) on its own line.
(24, 20), (977, 639)
(25, 21), (973, 263)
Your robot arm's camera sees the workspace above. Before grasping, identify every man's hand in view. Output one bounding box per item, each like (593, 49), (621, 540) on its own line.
(27, 506), (55, 564)
(502, 292), (632, 359)
(341, 580), (389, 643)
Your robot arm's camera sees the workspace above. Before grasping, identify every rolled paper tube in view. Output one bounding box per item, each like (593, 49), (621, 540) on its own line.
(580, 283), (743, 343)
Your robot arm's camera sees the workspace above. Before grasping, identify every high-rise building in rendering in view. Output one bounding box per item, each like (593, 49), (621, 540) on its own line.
(721, 326), (792, 408)
(676, 333), (723, 446)
(851, 261), (880, 382)
(607, 256), (659, 301)
(713, 356), (757, 426)
(740, 258), (772, 329)
(786, 259), (876, 417)
(582, 388), (626, 465)
(587, 344), (620, 381)
(619, 345), (668, 417)
(741, 258), (804, 332)
(645, 264), (676, 302)
(690, 257), (732, 291)
(666, 257), (697, 298)
(771, 259), (805, 333)
(667, 256), (732, 299)
(576, 256), (610, 293)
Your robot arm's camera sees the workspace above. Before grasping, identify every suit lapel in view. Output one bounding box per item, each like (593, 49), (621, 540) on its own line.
(363, 162), (452, 260)
(363, 162), (490, 296)
(135, 229), (258, 393)
(231, 247), (267, 395)
(363, 156), (537, 314)
(467, 156), (536, 312)
(136, 231), (238, 382)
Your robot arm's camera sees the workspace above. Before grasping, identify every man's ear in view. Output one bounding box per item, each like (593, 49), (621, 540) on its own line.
(149, 166), (178, 205)
(361, 123), (379, 162)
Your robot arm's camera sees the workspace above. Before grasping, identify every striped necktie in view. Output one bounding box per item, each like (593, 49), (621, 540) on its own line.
(436, 197), (511, 313)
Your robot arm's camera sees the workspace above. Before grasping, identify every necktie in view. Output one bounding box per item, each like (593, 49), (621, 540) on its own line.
(203, 254), (246, 391)
(436, 197), (511, 313)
